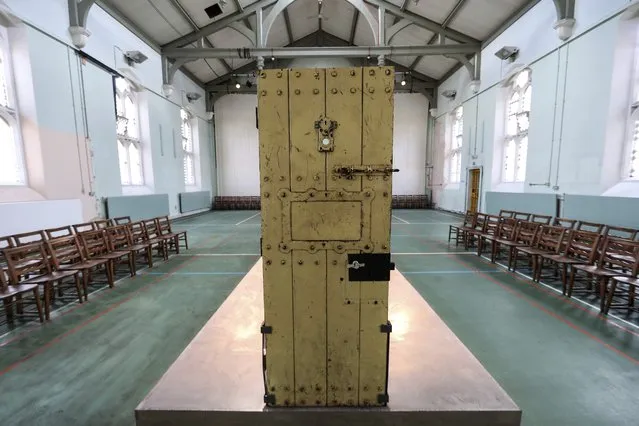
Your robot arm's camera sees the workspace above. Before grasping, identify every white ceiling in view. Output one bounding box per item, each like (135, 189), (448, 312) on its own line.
(103, 0), (533, 84)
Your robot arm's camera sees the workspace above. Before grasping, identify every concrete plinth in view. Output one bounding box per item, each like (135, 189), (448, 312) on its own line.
(135, 260), (521, 426)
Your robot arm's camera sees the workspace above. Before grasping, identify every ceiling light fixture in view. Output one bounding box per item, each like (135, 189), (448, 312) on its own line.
(400, 79), (406, 86)
(271, 56), (275, 61)
(235, 82), (241, 89)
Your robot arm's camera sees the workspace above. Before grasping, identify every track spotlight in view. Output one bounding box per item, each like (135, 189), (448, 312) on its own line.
(235, 82), (241, 89)
(271, 56), (275, 61)
(400, 79), (406, 86)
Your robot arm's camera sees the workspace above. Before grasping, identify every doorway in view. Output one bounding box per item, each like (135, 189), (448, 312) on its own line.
(467, 168), (481, 213)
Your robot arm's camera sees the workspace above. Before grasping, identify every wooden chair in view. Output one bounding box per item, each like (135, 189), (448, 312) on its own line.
(536, 230), (601, 294)
(48, 236), (112, 300)
(11, 230), (46, 246)
(575, 221), (605, 234)
(0, 265), (44, 323)
(491, 221), (541, 269)
(568, 237), (638, 311)
(79, 230), (134, 283)
(513, 212), (532, 221)
(104, 226), (138, 277)
(113, 216), (132, 225)
(530, 214), (552, 225)
(448, 211), (476, 246)
(603, 225), (638, 241)
(93, 219), (113, 230)
(142, 220), (169, 261)
(512, 225), (567, 276)
(126, 222), (155, 269)
(480, 217), (516, 261)
(4, 243), (81, 320)
(463, 213), (488, 250)
(475, 215), (502, 256)
(156, 216), (188, 254)
(44, 226), (74, 240)
(72, 222), (97, 234)
(553, 217), (578, 229)
(603, 240), (639, 314)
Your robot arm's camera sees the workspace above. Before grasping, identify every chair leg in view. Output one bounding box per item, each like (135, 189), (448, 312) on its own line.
(129, 253), (136, 276)
(603, 280), (617, 315)
(147, 246), (154, 268)
(43, 283), (51, 320)
(33, 288), (44, 323)
(74, 274), (83, 304)
(174, 236), (180, 254)
(82, 269), (89, 301)
(567, 269), (577, 297)
(184, 235), (188, 250)
(598, 277), (609, 312)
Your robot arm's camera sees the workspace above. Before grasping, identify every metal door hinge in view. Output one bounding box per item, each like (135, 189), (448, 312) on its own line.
(261, 324), (272, 334)
(347, 253), (395, 281)
(264, 393), (276, 405)
(380, 322), (392, 333)
(377, 393), (389, 404)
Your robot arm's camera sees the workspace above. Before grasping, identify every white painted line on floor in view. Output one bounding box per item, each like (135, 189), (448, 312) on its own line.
(393, 252), (474, 255)
(177, 253), (260, 256)
(392, 222), (456, 225)
(480, 255), (639, 331)
(235, 212), (260, 226)
(392, 215), (410, 224)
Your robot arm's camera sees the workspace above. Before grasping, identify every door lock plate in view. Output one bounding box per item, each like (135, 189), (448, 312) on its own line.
(315, 117), (337, 152)
(347, 253), (395, 281)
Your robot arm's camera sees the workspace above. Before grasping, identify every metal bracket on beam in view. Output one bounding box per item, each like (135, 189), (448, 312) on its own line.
(68, 0), (97, 48)
(552, 0), (576, 40)
(443, 51), (481, 93)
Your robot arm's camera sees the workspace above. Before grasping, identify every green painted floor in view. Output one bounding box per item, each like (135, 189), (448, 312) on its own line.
(0, 210), (638, 426)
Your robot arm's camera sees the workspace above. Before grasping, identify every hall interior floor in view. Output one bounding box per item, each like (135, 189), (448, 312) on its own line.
(0, 209), (637, 426)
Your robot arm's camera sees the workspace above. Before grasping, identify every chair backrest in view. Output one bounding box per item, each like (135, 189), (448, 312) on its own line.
(564, 230), (601, 264)
(461, 211), (477, 227)
(553, 217), (577, 229)
(496, 218), (518, 241)
(143, 219), (161, 239)
(0, 236), (14, 267)
(4, 243), (52, 284)
(94, 219), (113, 230)
(113, 216), (132, 225)
(535, 225), (567, 253)
(513, 212), (531, 220)
(46, 236), (83, 269)
(12, 230), (46, 247)
(155, 216), (174, 235)
(598, 237), (639, 274)
(79, 230), (110, 259)
(73, 222), (97, 234)
(603, 225), (638, 241)
(105, 225), (131, 251)
(129, 221), (149, 244)
(499, 210), (516, 218)
(576, 221), (605, 233)
(44, 225), (74, 240)
(483, 215), (502, 235)
(515, 221), (541, 245)
(530, 214), (552, 225)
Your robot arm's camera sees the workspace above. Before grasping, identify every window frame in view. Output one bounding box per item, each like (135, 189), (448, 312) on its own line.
(115, 77), (144, 186)
(181, 108), (196, 187)
(447, 106), (463, 184)
(0, 26), (26, 186)
(502, 69), (532, 183)
(624, 29), (639, 181)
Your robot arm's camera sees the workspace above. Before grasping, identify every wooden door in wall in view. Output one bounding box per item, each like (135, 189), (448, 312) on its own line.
(467, 168), (481, 212)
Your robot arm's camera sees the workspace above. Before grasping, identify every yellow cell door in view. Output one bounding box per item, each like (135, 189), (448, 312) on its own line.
(258, 67), (395, 408)
(468, 168), (481, 212)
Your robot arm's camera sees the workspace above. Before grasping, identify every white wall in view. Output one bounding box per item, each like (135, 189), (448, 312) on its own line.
(0, 0), (216, 230)
(214, 93), (429, 196)
(432, 0), (638, 212)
